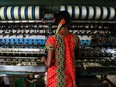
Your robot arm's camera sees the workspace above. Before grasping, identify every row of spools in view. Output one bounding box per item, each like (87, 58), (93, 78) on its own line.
(0, 5), (116, 20)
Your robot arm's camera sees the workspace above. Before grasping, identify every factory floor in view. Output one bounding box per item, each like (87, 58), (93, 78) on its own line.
(77, 75), (116, 87)
(0, 76), (45, 87)
(0, 75), (116, 87)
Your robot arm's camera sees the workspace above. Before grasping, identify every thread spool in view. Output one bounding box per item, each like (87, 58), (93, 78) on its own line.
(0, 6), (40, 20)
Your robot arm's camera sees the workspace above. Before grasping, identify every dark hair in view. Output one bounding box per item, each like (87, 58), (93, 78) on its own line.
(55, 11), (71, 25)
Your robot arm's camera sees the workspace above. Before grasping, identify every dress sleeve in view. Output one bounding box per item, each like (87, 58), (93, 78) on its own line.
(45, 36), (56, 50)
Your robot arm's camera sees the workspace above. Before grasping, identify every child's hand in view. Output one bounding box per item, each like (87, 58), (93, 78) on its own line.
(41, 56), (46, 62)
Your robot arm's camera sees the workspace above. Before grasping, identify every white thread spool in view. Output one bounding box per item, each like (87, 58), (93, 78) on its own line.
(81, 6), (87, 19)
(7, 6), (12, 20)
(1, 7), (5, 20)
(28, 6), (32, 19)
(67, 6), (72, 17)
(95, 6), (101, 19)
(74, 6), (80, 19)
(35, 6), (40, 19)
(109, 7), (115, 20)
(21, 6), (26, 20)
(88, 6), (94, 19)
(60, 5), (65, 11)
(14, 6), (19, 20)
(102, 7), (108, 20)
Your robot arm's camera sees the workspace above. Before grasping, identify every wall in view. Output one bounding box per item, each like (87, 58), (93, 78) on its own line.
(0, 0), (116, 11)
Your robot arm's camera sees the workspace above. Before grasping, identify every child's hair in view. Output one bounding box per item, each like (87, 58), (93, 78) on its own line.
(55, 11), (71, 25)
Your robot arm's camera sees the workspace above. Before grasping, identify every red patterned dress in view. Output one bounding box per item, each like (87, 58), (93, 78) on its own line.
(45, 33), (80, 87)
